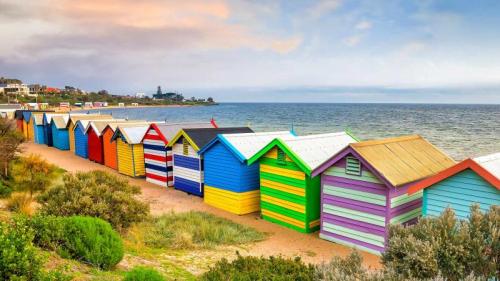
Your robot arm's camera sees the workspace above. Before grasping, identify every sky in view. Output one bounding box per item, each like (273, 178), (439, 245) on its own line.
(1, 0), (500, 103)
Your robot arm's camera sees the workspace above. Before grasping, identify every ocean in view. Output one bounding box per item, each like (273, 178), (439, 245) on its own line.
(84, 103), (499, 160)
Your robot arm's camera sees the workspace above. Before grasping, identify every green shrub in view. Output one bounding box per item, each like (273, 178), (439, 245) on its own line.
(0, 220), (43, 280)
(315, 251), (368, 281)
(37, 170), (149, 230)
(123, 266), (165, 281)
(127, 211), (265, 250)
(22, 215), (124, 270)
(200, 254), (315, 281)
(0, 179), (12, 198)
(382, 205), (499, 281)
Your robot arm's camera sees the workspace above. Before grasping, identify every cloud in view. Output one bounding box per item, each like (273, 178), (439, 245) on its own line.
(355, 20), (372, 30)
(342, 35), (362, 46)
(306, 0), (342, 19)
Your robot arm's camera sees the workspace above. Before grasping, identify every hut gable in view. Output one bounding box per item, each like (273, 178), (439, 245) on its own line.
(111, 125), (150, 145)
(144, 122), (215, 145)
(199, 131), (294, 162)
(313, 135), (456, 187)
(51, 116), (69, 129)
(168, 127), (254, 151)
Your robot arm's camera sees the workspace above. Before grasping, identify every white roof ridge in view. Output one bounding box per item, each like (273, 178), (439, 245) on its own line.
(474, 152), (500, 163)
(473, 152), (500, 179)
(222, 131), (291, 138)
(281, 132), (348, 142)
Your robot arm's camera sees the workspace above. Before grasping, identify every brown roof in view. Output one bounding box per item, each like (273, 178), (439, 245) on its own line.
(351, 135), (456, 187)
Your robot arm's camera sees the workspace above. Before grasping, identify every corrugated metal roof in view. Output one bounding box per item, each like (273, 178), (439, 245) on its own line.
(52, 115), (70, 129)
(75, 118), (117, 133)
(155, 122), (214, 142)
(474, 152), (500, 180)
(351, 135), (456, 187)
(280, 132), (357, 171)
(85, 119), (129, 136)
(176, 127), (254, 151)
(32, 113), (45, 125)
(220, 131), (295, 161)
(69, 114), (112, 126)
(114, 125), (150, 144)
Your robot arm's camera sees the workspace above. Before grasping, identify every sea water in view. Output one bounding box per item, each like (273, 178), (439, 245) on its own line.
(84, 103), (499, 160)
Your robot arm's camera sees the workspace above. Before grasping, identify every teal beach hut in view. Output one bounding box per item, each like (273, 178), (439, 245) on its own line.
(409, 152), (500, 220)
(50, 115), (70, 150)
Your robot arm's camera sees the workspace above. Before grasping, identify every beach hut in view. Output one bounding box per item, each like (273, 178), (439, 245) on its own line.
(23, 110), (54, 141)
(247, 132), (358, 233)
(43, 113), (69, 146)
(73, 118), (115, 158)
(198, 131), (296, 215)
(310, 135), (456, 254)
(102, 123), (143, 170)
(111, 124), (159, 177)
(31, 113), (46, 144)
(408, 152), (500, 221)
(85, 119), (127, 164)
(50, 115), (71, 150)
(142, 122), (217, 188)
(14, 110), (25, 133)
(168, 127), (253, 197)
(67, 115), (111, 152)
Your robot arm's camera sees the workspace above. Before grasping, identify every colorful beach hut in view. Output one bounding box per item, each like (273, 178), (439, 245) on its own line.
(31, 113), (46, 144)
(142, 122), (217, 188)
(198, 131), (296, 215)
(43, 113), (69, 146)
(85, 119), (127, 164)
(67, 115), (111, 153)
(247, 132), (358, 233)
(111, 124), (156, 177)
(50, 115), (71, 150)
(168, 127), (253, 197)
(408, 152), (500, 221)
(310, 135), (456, 254)
(102, 122), (149, 170)
(73, 118), (115, 158)
(21, 110), (54, 141)
(14, 110), (26, 133)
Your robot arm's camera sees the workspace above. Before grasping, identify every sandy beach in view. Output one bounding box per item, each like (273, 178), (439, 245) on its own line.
(22, 142), (382, 268)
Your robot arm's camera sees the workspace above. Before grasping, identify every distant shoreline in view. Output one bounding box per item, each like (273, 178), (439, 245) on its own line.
(52, 103), (218, 112)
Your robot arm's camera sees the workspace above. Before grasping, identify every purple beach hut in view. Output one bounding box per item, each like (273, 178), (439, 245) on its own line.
(311, 135), (456, 255)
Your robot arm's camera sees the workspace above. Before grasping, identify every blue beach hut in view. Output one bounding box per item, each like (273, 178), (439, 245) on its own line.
(32, 113), (46, 144)
(409, 152), (500, 220)
(198, 131), (295, 215)
(50, 115), (70, 150)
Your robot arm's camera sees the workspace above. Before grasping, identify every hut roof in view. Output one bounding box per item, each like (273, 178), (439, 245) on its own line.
(74, 118), (117, 133)
(349, 135), (456, 187)
(168, 127), (254, 151)
(408, 152), (500, 194)
(248, 132), (357, 175)
(146, 122), (215, 144)
(111, 122), (165, 144)
(85, 119), (130, 136)
(51, 115), (70, 129)
(32, 113), (45, 125)
(199, 131), (295, 162)
(68, 114), (112, 127)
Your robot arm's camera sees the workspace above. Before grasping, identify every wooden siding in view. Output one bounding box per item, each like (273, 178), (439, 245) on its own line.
(204, 185), (260, 215)
(319, 153), (422, 255)
(51, 122), (70, 150)
(203, 142), (261, 214)
(87, 129), (103, 163)
(102, 128), (118, 170)
(27, 120), (35, 141)
(34, 125), (45, 144)
(22, 120), (28, 139)
(143, 127), (171, 188)
(74, 124), (88, 158)
(117, 138), (145, 177)
(259, 147), (320, 233)
(172, 138), (203, 196)
(423, 169), (500, 220)
(68, 123), (76, 152)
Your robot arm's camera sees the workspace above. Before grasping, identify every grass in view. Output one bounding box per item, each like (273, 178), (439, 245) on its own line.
(126, 211), (266, 250)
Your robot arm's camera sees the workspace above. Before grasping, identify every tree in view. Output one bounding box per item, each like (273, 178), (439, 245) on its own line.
(11, 154), (57, 199)
(0, 118), (24, 177)
(207, 97), (214, 103)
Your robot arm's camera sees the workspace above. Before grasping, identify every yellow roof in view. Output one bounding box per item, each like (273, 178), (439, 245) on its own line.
(351, 135), (456, 187)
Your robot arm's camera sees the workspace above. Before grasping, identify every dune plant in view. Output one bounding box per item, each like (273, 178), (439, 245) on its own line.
(11, 154), (58, 199)
(37, 170), (149, 230)
(0, 117), (24, 177)
(123, 266), (165, 281)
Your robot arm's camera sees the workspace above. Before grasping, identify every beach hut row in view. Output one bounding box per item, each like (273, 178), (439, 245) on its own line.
(11, 110), (499, 255)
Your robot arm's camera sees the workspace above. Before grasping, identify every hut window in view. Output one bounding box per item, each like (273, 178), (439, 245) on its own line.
(182, 138), (189, 156)
(277, 148), (286, 165)
(345, 156), (361, 176)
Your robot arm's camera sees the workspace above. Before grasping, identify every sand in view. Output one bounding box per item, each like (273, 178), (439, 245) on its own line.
(22, 142), (382, 268)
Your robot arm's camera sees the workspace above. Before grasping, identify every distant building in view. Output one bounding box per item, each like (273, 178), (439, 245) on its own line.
(1, 83), (32, 97)
(135, 92), (146, 98)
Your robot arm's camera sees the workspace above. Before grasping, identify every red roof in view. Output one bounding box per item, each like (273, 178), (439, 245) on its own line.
(408, 158), (500, 194)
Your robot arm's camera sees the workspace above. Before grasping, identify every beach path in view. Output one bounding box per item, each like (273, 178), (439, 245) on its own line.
(22, 142), (382, 268)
